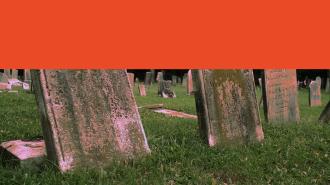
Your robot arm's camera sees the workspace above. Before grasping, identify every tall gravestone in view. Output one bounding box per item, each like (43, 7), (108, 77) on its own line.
(31, 70), (150, 172)
(262, 70), (300, 123)
(144, 72), (152, 86)
(319, 101), (330, 123)
(158, 80), (176, 98)
(150, 70), (156, 83)
(192, 70), (264, 147)
(187, 70), (193, 95)
(182, 73), (187, 86)
(127, 73), (135, 87)
(4, 70), (10, 78)
(309, 80), (321, 106)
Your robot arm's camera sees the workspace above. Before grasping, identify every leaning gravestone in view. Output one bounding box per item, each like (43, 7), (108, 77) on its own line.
(192, 70), (264, 147)
(309, 80), (321, 107)
(138, 84), (147, 96)
(31, 70), (150, 172)
(319, 101), (330, 123)
(127, 73), (135, 87)
(187, 70), (193, 95)
(262, 69), (300, 123)
(158, 80), (176, 98)
(144, 72), (152, 86)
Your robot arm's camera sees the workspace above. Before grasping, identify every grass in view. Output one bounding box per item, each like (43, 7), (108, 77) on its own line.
(0, 84), (329, 184)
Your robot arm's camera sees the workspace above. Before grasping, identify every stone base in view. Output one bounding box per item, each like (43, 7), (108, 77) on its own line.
(0, 140), (46, 170)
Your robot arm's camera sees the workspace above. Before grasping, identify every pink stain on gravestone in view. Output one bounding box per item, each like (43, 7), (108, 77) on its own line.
(31, 70), (150, 172)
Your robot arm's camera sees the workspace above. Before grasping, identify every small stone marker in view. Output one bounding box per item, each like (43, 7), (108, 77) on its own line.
(262, 69), (300, 123)
(144, 72), (152, 86)
(187, 70), (193, 95)
(127, 73), (135, 87)
(158, 80), (176, 98)
(31, 70), (150, 172)
(0, 140), (45, 170)
(192, 70), (264, 147)
(309, 80), (321, 106)
(138, 84), (147, 96)
(319, 101), (330, 123)
(156, 72), (163, 82)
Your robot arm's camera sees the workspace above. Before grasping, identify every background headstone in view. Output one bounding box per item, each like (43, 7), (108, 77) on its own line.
(11, 69), (18, 79)
(319, 101), (330, 123)
(31, 70), (150, 172)
(187, 70), (193, 95)
(182, 73), (187, 86)
(258, 78), (263, 107)
(4, 70), (10, 77)
(309, 81), (321, 107)
(144, 72), (152, 86)
(325, 70), (330, 93)
(192, 70), (264, 147)
(171, 75), (177, 86)
(156, 72), (163, 82)
(158, 80), (176, 98)
(150, 70), (156, 83)
(127, 73), (135, 87)
(138, 84), (147, 96)
(262, 69), (300, 123)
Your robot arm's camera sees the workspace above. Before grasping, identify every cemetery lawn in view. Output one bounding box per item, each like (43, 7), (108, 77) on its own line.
(0, 86), (329, 185)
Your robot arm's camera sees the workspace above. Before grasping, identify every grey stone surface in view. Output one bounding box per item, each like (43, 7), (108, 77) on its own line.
(309, 80), (321, 107)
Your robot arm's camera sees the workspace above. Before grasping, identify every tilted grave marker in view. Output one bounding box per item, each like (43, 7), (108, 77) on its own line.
(187, 70), (194, 95)
(138, 84), (147, 96)
(192, 70), (264, 147)
(319, 101), (330, 123)
(158, 80), (176, 98)
(309, 80), (321, 107)
(31, 70), (150, 172)
(262, 70), (300, 123)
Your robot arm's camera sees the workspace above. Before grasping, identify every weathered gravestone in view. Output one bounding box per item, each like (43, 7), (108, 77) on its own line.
(156, 72), (163, 82)
(4, 70), (11, 77)
(325, 70), (330, 93)
(144, 72), (152, 86)
(187, 70), (193, 95)
(319, 101), (330, 123)
(11, 69), (18, 79)
(258, 78), (263, 107)
(172, 75), (177, 86)
(158, 80), (176, 98)
(262, 70), (300, 123)
(309, 80), (321, 107)
(182, 73), (187, 86)
(31, 70), (150, 172)
(192, 70), (264, 147)
(0, 73), (9, 83)
(127, 73), (135, 87)
(138, 84), (146, 96)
